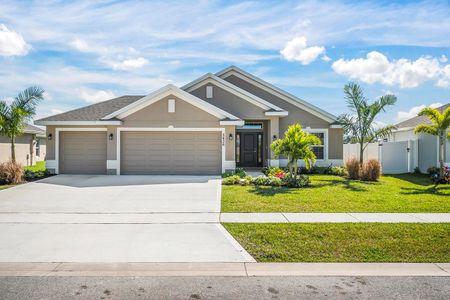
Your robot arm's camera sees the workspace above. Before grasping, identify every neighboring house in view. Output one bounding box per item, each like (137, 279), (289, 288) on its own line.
(389, 103), (450, 172)
(0, 124), (46, 166)
(35, 66), (343, 175)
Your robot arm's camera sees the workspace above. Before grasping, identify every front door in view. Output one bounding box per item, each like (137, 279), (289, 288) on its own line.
(237, 132), (263, 167)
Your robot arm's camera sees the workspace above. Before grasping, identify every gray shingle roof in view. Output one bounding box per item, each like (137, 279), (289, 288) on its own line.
(24, 123), (45, 135)
(395, 103), (450, 129)
(36, 95), (144, 122)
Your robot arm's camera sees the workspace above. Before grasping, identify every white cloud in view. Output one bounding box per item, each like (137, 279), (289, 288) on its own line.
(332, 51), (450, 88)
(69, 38), (90, 52)
(0, 24), (30, 56)
(110, 57), (149, 70)
(396, 102), (443, 122)
(280, 36), (326, 65)
(321, 55), (331, 62)
(79, 88), (115, 104)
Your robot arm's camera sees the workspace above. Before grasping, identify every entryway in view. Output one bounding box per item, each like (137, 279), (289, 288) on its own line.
(236, 132), (263, 168)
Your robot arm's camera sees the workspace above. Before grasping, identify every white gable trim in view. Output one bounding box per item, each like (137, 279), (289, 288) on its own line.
(101, 84), (241, 121)
(182, 73), (286, 112)
(216, 66), (337, 123)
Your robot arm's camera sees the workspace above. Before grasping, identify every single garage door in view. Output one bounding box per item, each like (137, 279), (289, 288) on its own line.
(59, 131), (107, 174)
(121, 131), (221, 175)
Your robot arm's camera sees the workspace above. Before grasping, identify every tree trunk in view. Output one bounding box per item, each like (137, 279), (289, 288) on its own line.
(293, 158), (298, 179)
(11, 137), (16, 163)
(439, 132), (445, 178)
(359, 142), (364, 165)
(30, 134), (35, 166)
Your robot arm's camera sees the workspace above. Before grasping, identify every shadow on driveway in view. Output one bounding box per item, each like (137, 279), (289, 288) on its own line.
(36, 175), (220, 188)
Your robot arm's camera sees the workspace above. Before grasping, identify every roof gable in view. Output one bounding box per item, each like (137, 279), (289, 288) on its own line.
(182, 73), (286, 113)
(216, 66), (336, 123)
(102, 84), (242, 122)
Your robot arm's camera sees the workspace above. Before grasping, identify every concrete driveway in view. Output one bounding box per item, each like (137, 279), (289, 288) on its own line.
(0, 175), (254, 263)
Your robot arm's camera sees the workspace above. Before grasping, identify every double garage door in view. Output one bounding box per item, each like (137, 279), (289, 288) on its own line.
(59, 131), (221, 175)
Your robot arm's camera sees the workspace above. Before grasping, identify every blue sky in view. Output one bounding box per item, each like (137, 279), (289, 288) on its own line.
(0, 0), (449, 124)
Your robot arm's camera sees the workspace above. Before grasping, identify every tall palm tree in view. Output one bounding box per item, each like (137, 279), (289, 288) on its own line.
(337, 82), (397, 164)
(0, 86), (45, 163)
(414, 106), (450, 178)
(271, 123), (321, 177)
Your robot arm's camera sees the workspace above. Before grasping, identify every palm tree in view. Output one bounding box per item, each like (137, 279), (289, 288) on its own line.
(337, 82), (397, 164)
(271, 123), (321, 177)
(0, 86), (45, 163)
(414, 106), (450, 178)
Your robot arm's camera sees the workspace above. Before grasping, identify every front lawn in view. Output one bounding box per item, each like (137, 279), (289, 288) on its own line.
(24, 161), (46, 172)
(222, 174), (450, 212)
(224, 223), (450, 262)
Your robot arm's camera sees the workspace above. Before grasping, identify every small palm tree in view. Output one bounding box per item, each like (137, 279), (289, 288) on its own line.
(271, 123), (321, 177)
(414, 106), (450, 178)
(0, 87), (45, 163)
(337, 82), (397, 164)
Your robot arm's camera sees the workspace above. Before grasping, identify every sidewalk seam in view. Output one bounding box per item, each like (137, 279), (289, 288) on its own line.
(280, 213), (290, 223)
(434, 263), (450, 274)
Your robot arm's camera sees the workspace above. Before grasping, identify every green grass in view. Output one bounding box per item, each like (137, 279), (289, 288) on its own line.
(0, 184), (15, 191)
(23, 161), (46, 172)
(224, 223), (450, 262)
(222, 174), (450, 212)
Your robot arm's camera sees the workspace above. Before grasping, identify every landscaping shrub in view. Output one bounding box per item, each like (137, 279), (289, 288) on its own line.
(427, 166), (440, 175)
(330, 166), (347, 176)
(222, 175), (241, 185)
(222, 168), (247, 178)
(0, 161), (24, 184)
(268, 167), (286, 179)
(23, 169), (50, 181)
(282, 174), (310, 188)
(345, 158), (360, 180)
(267, 176), (283, 187)
(360, 159), (381, 181)
(413, 167), (422, 174)
(240, 175), (253, 186)
(252, 176), (269, 186)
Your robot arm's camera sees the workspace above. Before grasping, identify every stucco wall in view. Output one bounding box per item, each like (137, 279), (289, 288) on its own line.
(328, 128), (344, 159)
(189, 84), (267, 119)
(0, 134), (43, 166)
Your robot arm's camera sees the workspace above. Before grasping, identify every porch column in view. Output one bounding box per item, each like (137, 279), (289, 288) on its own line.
(268, 116), (279, 167)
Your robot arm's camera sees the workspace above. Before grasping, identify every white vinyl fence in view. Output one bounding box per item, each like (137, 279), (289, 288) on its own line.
(343, 140), (418, 174)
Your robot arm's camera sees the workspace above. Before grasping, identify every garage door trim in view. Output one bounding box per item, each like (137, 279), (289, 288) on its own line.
(55, 128), (107, 174)
(117, 127), (225, 175)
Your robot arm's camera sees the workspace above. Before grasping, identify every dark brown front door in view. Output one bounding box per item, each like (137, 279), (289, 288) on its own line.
(238, 132), (263, 167)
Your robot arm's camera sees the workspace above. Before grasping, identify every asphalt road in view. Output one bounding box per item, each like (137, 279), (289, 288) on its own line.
(1, 276), (449, 299)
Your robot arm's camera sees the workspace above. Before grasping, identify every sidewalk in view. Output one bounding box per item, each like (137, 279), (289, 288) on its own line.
(220, 213), (450, 223)
(0, 212), (448, 224)
(0, 262), (448, 277)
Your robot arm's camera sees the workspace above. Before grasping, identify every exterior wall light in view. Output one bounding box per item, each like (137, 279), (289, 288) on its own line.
(47, 133), (52, 140)
(229, 133), (233, 141)
(272, 135), (277, 140)
(109, 133), (114, 141)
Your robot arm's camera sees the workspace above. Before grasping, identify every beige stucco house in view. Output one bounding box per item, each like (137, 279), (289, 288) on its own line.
(0, 124), (46, 166)
(35, 66), (343, 175)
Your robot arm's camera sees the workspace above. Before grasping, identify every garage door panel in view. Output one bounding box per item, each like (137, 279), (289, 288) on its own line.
(60, 131), (107, 174)
(121, 131), (221, 175)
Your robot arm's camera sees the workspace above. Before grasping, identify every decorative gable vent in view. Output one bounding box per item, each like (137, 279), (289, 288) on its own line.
(206, 86), (213, 98)
(168, 99), (175, 113)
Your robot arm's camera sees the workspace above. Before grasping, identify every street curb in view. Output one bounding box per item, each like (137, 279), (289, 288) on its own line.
(0, 262), (448, 277)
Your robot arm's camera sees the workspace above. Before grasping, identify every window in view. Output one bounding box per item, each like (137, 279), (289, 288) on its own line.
(310, 132), (325, 160)
(36, 139), (40, 157)
(168, 99), (175, 113)
(206, 86), (213, 98)
(237, 123), (263, 130)
(236, 133), (240, 163)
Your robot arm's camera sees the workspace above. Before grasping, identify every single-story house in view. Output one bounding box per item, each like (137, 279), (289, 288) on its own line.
(0, 124), (46, 166)
(35, 66), (343, 175)
(388, 103), (450, 172)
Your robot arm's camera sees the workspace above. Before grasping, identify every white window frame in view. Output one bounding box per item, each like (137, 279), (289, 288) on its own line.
(305, 128), (328, 161)
(116, 127), (226, 175)
(52, 128), (108, 174)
